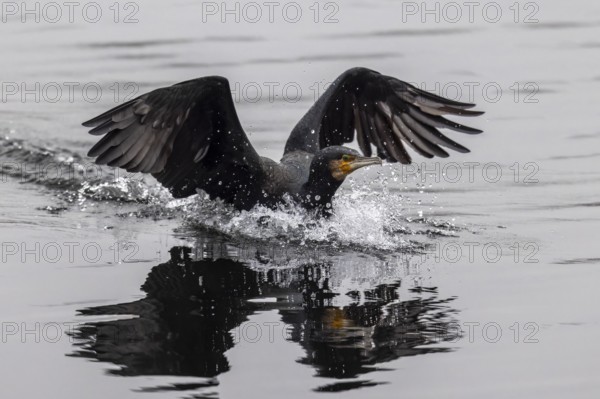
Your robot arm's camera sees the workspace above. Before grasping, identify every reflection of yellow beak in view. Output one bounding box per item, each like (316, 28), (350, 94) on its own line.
(324, 308), (351, 329)
(331, 156), (383, 180)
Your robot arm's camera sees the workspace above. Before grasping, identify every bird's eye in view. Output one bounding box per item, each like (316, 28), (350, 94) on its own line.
(342, 154), (352, 162)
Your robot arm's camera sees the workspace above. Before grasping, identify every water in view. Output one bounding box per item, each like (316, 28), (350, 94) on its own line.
(1, 1), (600, 398)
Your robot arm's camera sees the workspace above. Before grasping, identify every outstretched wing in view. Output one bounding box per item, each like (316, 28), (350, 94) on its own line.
(285, 67), (484, 163)
(83, 77), (264, 208)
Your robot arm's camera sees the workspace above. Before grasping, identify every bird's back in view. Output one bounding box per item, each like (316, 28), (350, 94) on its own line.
(259, 152), (313, 201)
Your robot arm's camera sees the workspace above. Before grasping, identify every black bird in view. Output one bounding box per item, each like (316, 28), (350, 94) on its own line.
(83, 67), (483, 211)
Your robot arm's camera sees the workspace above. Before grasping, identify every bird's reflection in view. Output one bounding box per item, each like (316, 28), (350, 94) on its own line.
(70, 243), (459, 393)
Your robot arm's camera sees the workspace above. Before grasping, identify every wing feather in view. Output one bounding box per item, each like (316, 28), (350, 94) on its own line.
(353, 106), (371, 157)
(285, 67), (484, 164)
(83, 77), (264, 208)
(400, 113), (470, 153)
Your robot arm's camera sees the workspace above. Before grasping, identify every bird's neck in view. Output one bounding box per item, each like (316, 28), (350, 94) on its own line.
(300, 173), (343, 210)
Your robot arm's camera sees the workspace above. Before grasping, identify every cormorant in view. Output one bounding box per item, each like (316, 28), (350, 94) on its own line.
(83, 67), (483, 211)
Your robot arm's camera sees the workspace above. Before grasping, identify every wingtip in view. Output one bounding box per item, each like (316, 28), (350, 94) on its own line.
(459, 109), (485, 117)
(87, 149), (100, 158)
(82, 120), (96, 128)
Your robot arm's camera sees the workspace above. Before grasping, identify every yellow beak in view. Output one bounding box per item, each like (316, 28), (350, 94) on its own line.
(333, 156), (383, 180)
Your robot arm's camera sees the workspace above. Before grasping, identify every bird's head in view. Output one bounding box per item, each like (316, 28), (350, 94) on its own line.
(314, 146), (382, 182)
(302, 146), (382, 210)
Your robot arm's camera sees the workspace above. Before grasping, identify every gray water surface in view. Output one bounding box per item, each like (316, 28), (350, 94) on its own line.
(1, 1), (600, 398)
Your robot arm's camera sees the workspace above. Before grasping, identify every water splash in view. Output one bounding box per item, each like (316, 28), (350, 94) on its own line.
(178, 182), (455, 252)
(1, 135), (460, 251)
